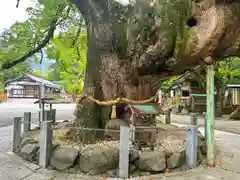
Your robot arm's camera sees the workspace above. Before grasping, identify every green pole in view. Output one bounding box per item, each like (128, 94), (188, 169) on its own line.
(206, 64), (215, 166)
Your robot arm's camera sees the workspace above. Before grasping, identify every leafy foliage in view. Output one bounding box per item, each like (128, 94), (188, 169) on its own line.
(161, 75), (182, 91)
(0, 0), (86, 95)
(218, 56), (240, 84)
(0, 0), (239, 97)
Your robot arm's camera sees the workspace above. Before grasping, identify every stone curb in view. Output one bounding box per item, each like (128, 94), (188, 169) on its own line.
(5, 150), (190, 180)
(6, 152), (41, 172)
(106, 171), (189, 180)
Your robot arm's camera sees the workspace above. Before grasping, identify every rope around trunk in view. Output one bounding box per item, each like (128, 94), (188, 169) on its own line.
(74, 93), (159, 118)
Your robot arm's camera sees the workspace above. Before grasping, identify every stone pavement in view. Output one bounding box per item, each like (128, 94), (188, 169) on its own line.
(1, 151), (240, 180)
(169, 114), (240, 130)
(1, 117), (240, 179)
(0, 126), (13, 153)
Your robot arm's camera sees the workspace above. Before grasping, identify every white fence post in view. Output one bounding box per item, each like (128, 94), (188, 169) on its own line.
(39, 111), (53, 168)
(186, 125), (198, 168)
(13, 117), (22, 153)
(119, 125), (130, 178)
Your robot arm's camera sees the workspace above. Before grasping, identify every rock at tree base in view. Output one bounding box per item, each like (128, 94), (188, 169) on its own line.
(129, 163), (137, 173)
(167, 151), (186, 169)
(20, 137), (38, 150)
(51, 147), (79, 171)
(105, 119), (128, 139)
(129, 149), (140, 162)
(79, 147), (119, 175)
(20, 143), (39, 162)
(135, 152), (166, 172)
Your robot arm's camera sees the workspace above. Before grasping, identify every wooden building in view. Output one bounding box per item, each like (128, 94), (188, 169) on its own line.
(225, 84), (240, 106)
(164, 66), (221, 115)
(222, 84), (240, 118)
(5, 73), (61, 99)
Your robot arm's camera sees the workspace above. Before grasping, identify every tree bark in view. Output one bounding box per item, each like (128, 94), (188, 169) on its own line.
(215, 87), (224, 117)
(69, 0), (240, 130)
(72, 0), (112, 129)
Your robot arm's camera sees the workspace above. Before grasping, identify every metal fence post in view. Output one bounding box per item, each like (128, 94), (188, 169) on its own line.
(119, 125), (130, 178)
(39, 111), (53, 168)
(190, 113), (197, 125)
(13, 117), (22, 153)
(23, 112), (31, 134)
(165, 110), (171, 124)
(186, 125), (198, 168)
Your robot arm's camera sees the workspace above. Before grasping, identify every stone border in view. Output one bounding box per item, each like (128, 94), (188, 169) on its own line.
(12, 112), (206, 178)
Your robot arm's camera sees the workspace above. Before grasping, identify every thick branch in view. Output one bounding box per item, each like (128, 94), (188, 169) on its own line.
(2, 5), (67, 69)
(16, 0), (20, 8)
(1, 19), (57, 69)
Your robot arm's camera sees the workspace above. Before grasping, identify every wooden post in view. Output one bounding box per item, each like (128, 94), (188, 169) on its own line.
(206, 63), (215, 166)
(39, 116), (53, 168)
(119, 125), (130, 178)
(23, 112), (31, 134)
(13, 117), (22, 153)
(165, 110), (171, 124)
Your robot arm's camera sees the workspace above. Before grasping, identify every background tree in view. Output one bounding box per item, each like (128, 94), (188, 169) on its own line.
(47, 26), (87, 95)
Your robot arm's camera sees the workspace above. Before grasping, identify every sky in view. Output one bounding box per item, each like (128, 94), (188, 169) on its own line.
(0, 0), (129, 33)
(0, 0), (36, 33)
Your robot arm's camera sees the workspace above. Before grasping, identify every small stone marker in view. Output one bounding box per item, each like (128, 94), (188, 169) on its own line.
(23, 112), (31, 134)
(13, 117), (22, 153)
(39, 119), (53, 168)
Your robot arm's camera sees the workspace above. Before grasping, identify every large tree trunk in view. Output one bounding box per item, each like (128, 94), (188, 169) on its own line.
(70, 0), (240, 131)
(72, 0), (167, 130)
(72, 0), (113, 129)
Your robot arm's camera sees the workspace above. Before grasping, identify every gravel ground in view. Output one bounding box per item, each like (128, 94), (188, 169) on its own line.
(29, 126), (187, 154)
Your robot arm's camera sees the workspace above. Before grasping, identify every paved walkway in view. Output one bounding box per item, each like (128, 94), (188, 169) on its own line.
(170, 114), (240, 130)
(1, 115), (240, 179)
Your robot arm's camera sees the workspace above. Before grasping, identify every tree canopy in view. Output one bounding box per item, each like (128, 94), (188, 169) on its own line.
(0, 0), (240, 95)
(0, 1), (86, 94)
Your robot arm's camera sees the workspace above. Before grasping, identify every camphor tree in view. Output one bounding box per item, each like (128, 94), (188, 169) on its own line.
(2, 0), (240, 131)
